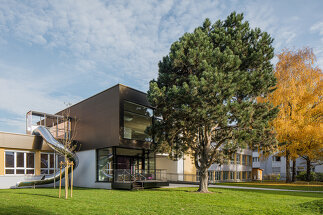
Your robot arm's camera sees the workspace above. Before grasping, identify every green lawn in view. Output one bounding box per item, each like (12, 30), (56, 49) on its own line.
(216, 181), (323, 191)
(0, 187), (322, 215)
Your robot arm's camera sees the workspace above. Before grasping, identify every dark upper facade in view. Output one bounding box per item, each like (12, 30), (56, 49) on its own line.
(57, 84), (153, 151)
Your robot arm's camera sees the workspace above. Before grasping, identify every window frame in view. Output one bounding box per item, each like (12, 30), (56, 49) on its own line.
(122, 100), (153, 142)
(4, 150), (35, 175)
(40, 152), (58, 175)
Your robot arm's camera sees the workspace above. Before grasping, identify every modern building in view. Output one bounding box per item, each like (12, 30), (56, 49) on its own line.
(0, 130), (58, 188)
(0, 84), (253, 189)
(156, 148), (253, 183)
(1, 84), (168, 189)
(252, 151), (323, 180)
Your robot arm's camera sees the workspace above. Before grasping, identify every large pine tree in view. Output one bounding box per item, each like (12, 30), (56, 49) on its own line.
(148, 12), (278, 192)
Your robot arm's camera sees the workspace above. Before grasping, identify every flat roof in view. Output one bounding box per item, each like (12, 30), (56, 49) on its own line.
(27, 110), (64, 118)
(56, 83), (148, 114)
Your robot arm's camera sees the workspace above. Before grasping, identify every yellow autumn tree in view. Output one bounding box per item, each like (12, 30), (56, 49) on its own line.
(266, 48), (322, 182)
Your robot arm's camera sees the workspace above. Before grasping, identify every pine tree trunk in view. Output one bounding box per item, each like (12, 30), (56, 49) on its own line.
(306, 157), (311, 182)
(292, 159), (296, 182)
(285, 151), (291, 183)
(198, 167), (209, 193)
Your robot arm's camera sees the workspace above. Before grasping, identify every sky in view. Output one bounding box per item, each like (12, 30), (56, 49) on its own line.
(0, 0), (322, 133)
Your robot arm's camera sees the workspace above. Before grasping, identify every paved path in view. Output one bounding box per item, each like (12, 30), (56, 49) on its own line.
(166, 183), (323, 193)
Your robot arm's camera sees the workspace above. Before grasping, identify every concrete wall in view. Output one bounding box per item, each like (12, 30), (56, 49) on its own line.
(73, 150), (111, 189)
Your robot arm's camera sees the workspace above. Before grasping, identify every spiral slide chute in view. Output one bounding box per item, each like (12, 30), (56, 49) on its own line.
(16, 126), (78, 187)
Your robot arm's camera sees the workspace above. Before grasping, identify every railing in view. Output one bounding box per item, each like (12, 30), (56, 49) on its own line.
(114, 169), (167, 183)
(166, 172), (253, 183)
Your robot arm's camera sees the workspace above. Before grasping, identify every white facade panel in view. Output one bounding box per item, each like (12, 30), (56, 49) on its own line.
(73, 150), (111, 189)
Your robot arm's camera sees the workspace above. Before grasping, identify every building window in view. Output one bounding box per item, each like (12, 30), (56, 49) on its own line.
(272, 156), (281, 162)
(41, 153), (57, 174)
(123, 101), (153, 142)
(208, 171), (213, 182)
(230, 172), (234, 180)
(215, 171), (221, 180)
(223, 171), (229, 180)
(236, 171), (241, 180)
(236, 154), (240, 164)
(272, 167), (281, 173)
(253, 157), (259, 162)
(5, 151), (34, 175)
(97, 148), (113, 182)
(230, 154), (235, 164)
(242, 171), (246, 179)
(247, 156), (252, 166)
(242, 155), (247, 165)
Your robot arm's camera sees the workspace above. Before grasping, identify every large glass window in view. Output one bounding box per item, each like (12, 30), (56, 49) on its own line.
(5, 151), (34, 175)
(97, 148), (113, 182)
(123, 101), (153, 141)
(41, 153), (56, 174)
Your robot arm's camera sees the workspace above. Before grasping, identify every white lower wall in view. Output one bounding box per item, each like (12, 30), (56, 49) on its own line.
(73, 150), (111, 189)
(0, 149), (111, 189)
(0, 175), (27, 189)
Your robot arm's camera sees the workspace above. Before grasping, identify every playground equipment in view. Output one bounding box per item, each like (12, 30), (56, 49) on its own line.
(16, 125), (78, 187)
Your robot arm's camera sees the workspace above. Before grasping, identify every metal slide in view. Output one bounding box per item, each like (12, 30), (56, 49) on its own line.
(16, 126), (79, 187)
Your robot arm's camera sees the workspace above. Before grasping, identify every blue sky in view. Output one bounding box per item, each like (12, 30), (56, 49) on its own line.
(0, 0), (322, 133)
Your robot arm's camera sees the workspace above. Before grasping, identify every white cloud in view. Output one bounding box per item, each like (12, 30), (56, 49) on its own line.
(310, 22), (323, 68)
(0, 117), (26, 134)
(0, 0), (322, 133)
(0, 77), (81, 116)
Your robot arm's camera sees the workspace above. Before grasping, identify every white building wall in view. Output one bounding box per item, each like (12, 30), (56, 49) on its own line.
(0, 175), (28, 189)
(252, 152), (322, 180)
(73, 150), (111, 189)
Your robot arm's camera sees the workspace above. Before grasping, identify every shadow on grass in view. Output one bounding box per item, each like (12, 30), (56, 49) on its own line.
(150, 187), (224, 194)
(0, 190), (58, 199)
(0, 205), (55, 215)
(209, 187), (323, 198)
(216, 182), (323, 191)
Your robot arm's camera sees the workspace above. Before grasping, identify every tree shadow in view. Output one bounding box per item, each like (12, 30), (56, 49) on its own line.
(0, 190), (58, 199)
(0, 205), (55, 215)
(209, 187), (323, 198)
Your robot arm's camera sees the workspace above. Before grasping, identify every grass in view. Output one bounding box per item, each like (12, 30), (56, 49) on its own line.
(216, 181), (323, 191)
(0, 187), (322, 215)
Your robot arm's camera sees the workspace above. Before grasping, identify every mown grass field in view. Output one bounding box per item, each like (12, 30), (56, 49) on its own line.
(0, 187), (322, 215)
(217, 181), (323, 191)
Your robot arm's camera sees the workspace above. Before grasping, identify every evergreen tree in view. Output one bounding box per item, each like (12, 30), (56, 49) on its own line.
(148, 12), (278, 192)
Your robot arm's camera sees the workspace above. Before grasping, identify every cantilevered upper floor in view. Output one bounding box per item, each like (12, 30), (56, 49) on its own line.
(56, 84), (153, 151)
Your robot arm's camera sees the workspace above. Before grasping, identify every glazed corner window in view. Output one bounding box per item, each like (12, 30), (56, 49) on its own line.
(97, 148), (113, 182)
(5, 151), (35, 175)
(41, 153), (56, 174)
(123, 101), (153, 142)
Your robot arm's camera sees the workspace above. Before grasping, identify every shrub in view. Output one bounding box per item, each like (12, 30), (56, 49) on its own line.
(297, 171), (323, 182)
